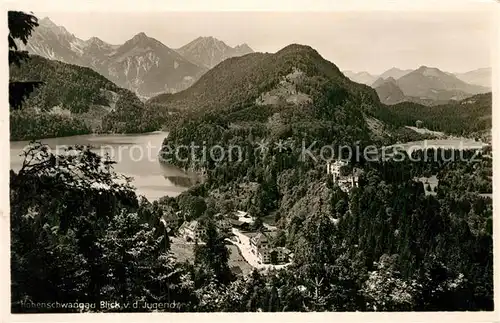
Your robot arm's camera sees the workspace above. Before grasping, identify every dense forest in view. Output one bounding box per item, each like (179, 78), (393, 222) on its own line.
(10, 109), (91, 141)
(100, 91), (163, 134)
(11, 142), (492, 312)
(163, 112), (493, 310)
(9, 54), (122, 113)
(9, 53), (159, 140)
(10, 55), (163, 140)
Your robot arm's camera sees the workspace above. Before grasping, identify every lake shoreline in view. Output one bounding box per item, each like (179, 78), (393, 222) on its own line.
(10, 130), (166, 143)
(10, 131), (195, 202)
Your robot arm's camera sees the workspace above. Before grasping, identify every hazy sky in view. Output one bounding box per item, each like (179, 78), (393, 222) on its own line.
(33, 7), (496, 74)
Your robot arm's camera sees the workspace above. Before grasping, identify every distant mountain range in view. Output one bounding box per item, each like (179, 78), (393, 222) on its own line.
(12, 29), (492, 141)
(378, 68), (413, 80)
(344, 66), (491, 106)
(17, 16), (491, 113)
(344, 68), (413, 86)
(176, 36), (253, 69)
(342, 71), (378, 86)
(455, 67), (492, 88)
(396, 66), (489, 100)
(19, 17), (253, 97)
(372, 77), (407, 105)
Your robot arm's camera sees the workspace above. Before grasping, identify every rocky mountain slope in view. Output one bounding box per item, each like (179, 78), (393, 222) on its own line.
(17, 17), (87, 61)
(372, 77), (407, 105)
(104, 32), (207, 96)
(18, 17), (207, 97)
(176, 36), (253, 68)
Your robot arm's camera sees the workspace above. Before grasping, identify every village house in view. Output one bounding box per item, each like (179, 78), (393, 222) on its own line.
(249, 231), (290, 264)
(216, 218), (233, 235)
(327, 159), (348, 180)
(272, 247), (291, 263)
(227, 218), (250, 231)
(326, 160), (362, 193)
(178, 220), (206, 242)
(222, 210), (253, 229)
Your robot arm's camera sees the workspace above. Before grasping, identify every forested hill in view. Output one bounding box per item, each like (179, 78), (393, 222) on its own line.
(148, 44), (381, 114)
(9, 55), (158, 140)
(157, 44), (436, 182)
(9, 54), (123, 113)
(150, 44), (423, 152)
(150, 44), (491, 141)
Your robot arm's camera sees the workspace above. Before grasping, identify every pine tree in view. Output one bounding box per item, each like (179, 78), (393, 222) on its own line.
(361, 254), (418, 311)
(267, 285), (280, 312)
(100, 211), (191, 311)
(8, 11), (43, 109)
(194, 219), (232, 284)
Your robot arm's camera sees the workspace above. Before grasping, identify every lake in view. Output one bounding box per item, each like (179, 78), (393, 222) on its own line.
(385, 138), (488, 154)
(10, 131), (198, 201)
(398, 138), (488, 152)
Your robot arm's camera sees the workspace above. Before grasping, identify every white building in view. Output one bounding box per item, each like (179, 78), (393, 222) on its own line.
(326, 160), (348, 180)
(178, 220), (206, 242)
(235, 210), (255, 224)
(249, 232), (290, 264)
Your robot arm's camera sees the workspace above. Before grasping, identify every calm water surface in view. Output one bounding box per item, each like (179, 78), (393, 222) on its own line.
(10, 131), (198, 201)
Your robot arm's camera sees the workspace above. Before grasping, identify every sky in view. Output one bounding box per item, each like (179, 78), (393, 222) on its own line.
(26, 3), (497, 74)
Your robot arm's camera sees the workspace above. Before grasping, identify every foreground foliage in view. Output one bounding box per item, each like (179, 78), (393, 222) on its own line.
(11, 139), (492, 312)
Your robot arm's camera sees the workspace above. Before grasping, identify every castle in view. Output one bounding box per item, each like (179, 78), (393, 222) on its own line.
(326, 160), (361, 193)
